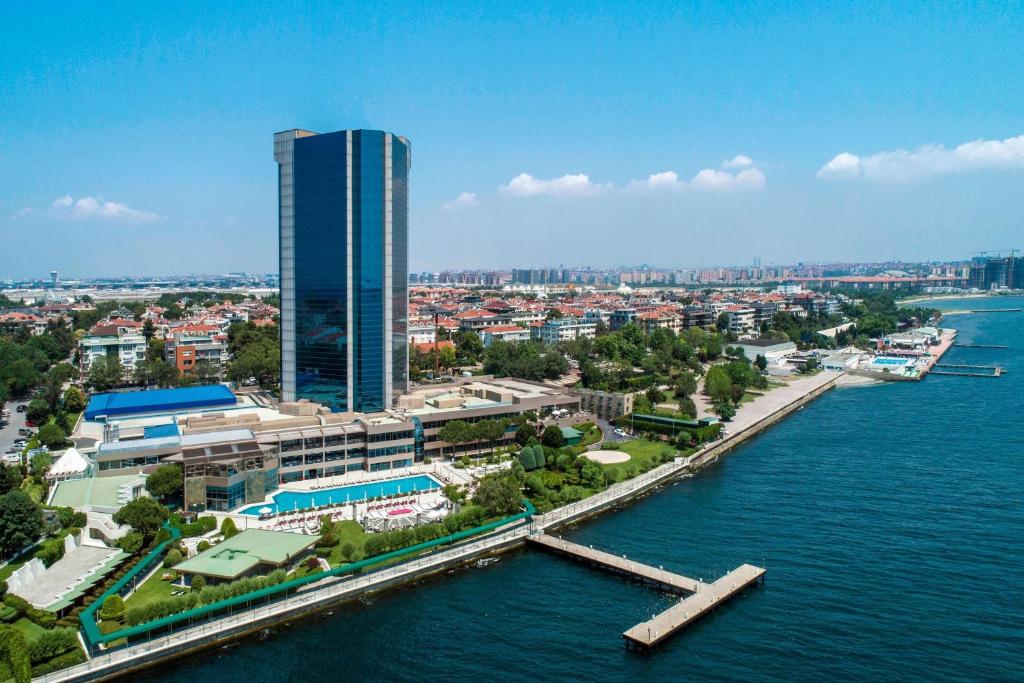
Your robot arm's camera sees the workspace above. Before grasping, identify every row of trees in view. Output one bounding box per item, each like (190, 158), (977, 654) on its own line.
(482, 340), (569, 381)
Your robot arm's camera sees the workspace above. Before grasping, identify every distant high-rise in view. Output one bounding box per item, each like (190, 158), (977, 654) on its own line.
(50, 270), (59, 288)
(274, 129), (410, 413)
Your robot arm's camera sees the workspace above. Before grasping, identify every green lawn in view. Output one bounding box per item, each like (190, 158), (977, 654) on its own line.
(327, 520), (368, 567)
(123, 569), (182, 609)
(574, 423), (602, 447)
(599, 438), (678, 480)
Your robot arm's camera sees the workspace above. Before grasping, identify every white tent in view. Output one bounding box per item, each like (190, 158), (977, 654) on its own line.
(46, 447), (89, 481)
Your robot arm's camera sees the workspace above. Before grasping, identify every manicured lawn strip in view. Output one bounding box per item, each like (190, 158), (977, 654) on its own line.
(326, 520), (369, 567)
(0, 561), (25, 582)
(123, 569), (179, 610)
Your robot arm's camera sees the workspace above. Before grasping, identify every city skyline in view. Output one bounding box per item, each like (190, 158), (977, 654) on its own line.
(3, 3), (1024, 277)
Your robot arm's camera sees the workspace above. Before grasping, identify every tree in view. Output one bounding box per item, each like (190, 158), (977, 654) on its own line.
(145, 337), (165, 363)
(0, 490), (43, 559)
(113, 497), (168, 539)
(145, 464), (183, 500)
(451, 331), (484, 363)
(712, 400), (736, 422)
(803, 358), (820, 373)
(438, 420), (474, 458)
(754, 354), (768, 373)
(645, 387), (666, 405)
(220, 517), (238, 539)
(674, 371), (697, 398)
(0, 467), (21, 496)
(704, 366), (732, 403)
(730, 384), (746, 406)
(517, 448), (536, 471)
(190, 575), (207, 591)
(438, 345), (457, 371)
(578, 458), (606, 489)
(142, 319), (156, 343)
(36, 423), (66, 451)
(514, 423), (535, 446)
(541, 425), (566, 448)
(25, 399), (49, 425)
(88, 356), (124, 392)
(677, 396), (697, 418)
(532, 444), (547, 468)
(716, 312), (730, 332)
(62, 386), (85, 413)
(473, 474), (521, 517)
(0, 625), (31, 683)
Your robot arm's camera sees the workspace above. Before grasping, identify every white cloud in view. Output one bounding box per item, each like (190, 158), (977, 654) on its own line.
(628, 167), (766, 192)
(723, 154), (754, 169)
(500, 173), (609, 197)
(691, 168), (766, 191)
(50, 195), (162, 222)
(443, 191), (479, 211)
(9, 207), (33, 220)
(817, 134), (1024, 181)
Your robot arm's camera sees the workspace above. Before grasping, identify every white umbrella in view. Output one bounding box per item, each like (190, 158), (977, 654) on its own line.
(258, 506), (273, 515)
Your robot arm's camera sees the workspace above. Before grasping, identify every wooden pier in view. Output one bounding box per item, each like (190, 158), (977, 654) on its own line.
(953, 343), (1009, 349)
(623, 563), (766, 650)
(527, 533), (765, 649)
(932, 363), (1004, 377)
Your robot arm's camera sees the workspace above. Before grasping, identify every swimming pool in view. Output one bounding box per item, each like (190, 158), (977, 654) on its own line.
(238, 474), (442, 515)
(872, 357), (913, 366)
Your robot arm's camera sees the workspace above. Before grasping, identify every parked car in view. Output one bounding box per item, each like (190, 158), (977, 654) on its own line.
(18, 428), (32, 437)
(16, 404), (27, 413)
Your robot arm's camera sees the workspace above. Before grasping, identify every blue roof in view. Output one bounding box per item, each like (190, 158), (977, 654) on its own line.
(85, 385), (236, 420)
(144, 422), (180, 439)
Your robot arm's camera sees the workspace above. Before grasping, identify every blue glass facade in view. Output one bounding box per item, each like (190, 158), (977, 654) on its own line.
(277, 128), (410, 413)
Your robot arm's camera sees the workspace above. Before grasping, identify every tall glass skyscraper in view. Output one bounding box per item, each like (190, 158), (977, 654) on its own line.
(274, 128), (410, 413)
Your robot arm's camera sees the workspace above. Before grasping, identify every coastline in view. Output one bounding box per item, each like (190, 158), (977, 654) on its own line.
(37, 372), (841, 683)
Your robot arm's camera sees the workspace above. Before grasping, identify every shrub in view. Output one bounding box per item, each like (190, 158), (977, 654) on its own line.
(99, 594), (125, 621)
(25, 607), (55, 628)
(304, 556), (319, 571)
(190, 575), (206, 591)
(26, 627), (79, 664)
(116, 531), (144, 555)
(220, 517), (238, 539)
(30, 648), (86, 677)
(3, 594), (29, 617)
(35, 536), (67, 568)
(197, 540), (210, 552)
(163, 548), (183, 568)
(0, 625), (30, 683)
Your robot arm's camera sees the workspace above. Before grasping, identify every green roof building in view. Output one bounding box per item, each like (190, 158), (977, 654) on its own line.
(175, 529), (319, 581)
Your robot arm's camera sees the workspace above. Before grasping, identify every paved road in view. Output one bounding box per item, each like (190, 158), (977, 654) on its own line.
(0, 399), (29, 456)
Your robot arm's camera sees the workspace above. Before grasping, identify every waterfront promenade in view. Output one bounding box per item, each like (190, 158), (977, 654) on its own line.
(37, 371), (840, 682)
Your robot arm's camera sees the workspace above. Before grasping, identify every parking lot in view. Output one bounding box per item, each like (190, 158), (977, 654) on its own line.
(0, 400), (30, 457)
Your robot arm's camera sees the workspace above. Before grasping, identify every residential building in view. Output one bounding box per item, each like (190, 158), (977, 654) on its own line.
(482, 325), (531, 347)
(275, 128), (410, 413)
(574, 388), (634, 421)
(723, 305), (756, 335)
(164, 325), (227, 376)
(79, 321), (147, 374)
(408, 318), (437, 345)
(535, 317), (597, 344)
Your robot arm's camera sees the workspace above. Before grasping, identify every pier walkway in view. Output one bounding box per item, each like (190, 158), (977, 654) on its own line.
(623, 564), (766, 649)
(528, 533), (764, 649)
(527, 534), (701, 593)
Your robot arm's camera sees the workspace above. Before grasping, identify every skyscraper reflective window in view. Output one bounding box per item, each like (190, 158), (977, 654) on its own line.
(275, 128), (410, 413)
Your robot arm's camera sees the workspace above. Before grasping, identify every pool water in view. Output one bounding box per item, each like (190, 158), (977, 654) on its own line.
(239, 474), (441, 515)
(872, 357), (913, 365)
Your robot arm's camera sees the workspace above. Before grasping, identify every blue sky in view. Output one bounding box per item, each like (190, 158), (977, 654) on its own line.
(2, 1), (1023, 278)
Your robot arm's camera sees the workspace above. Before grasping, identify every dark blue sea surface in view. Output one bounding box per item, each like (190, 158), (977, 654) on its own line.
(141, 299), (1024, 681)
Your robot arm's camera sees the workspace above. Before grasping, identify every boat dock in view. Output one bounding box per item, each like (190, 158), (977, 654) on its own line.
(623, 564), (766, 649)
(932, 363), (1004, 377)
(953, 343), (1009, 349)
(527, 533), (764, 649)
